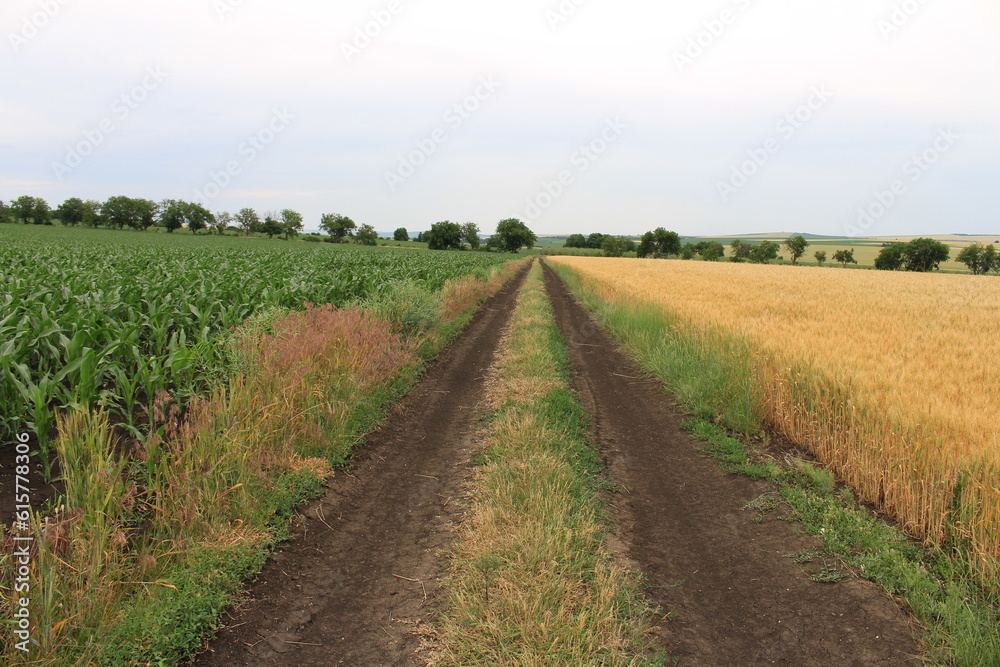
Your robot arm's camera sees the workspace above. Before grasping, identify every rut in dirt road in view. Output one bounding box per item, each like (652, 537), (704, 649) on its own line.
(192, 267), (528, 667)
(542, 261), (922, 667)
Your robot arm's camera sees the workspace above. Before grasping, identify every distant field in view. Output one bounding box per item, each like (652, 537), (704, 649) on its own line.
(549, 255), (1000, 586)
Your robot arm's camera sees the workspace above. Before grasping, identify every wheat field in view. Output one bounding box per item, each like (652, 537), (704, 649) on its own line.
(550, 256), (1000, 583)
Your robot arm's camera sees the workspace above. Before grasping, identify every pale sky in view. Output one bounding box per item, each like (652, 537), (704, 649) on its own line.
(2, 0), (998, 237)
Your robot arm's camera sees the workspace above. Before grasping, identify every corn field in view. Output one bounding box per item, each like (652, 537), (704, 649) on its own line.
(0, 228), (509, 474)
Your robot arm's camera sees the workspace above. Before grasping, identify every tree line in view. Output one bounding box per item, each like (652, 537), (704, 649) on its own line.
(875, 238), (999, 275)
(416, 219), (537, 253)
(0, 194), (314, 240)
(564, 228), (998, 274)
(0, 195), (538, 253)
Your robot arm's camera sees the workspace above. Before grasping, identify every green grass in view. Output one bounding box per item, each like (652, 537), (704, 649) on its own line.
(550, 261), (1000, 666)
(437, 261), (660, 666)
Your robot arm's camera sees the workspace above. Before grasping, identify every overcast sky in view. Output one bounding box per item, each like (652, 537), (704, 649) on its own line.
(2, 0), (998, 237)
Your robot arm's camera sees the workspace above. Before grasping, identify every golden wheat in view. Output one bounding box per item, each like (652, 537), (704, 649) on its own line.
(550, 256), (1000, 582)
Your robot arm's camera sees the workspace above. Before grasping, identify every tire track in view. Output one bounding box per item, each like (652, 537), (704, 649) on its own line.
(542, 260), (921, 667)
(192, 266), (529, 667)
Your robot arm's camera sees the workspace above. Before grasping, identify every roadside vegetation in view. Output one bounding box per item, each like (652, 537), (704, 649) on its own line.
(437, 261), (657, 666)
(549, 257), (1000, 665)
(0, 221), (526, 665)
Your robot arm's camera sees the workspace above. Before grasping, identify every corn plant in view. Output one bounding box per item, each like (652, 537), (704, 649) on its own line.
(0, 229), (509, 480)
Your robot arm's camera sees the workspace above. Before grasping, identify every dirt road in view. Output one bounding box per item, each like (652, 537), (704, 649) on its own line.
(192, 261), (923, 666)
(192, 267), (528, 667)
(542, 261), (921, 666)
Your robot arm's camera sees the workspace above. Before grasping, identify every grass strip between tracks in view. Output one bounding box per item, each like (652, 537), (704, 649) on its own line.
(549, 260), (1000, 667)
(436, 260), (659, 666)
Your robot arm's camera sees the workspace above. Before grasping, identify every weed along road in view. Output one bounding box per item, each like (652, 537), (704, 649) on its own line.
(541, 261), (921, 666)
(192, 267), (529, 667)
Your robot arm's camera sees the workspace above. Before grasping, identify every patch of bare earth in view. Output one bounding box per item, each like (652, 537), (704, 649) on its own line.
(542, 261), (922, 667)
(191, 267), (527, 667)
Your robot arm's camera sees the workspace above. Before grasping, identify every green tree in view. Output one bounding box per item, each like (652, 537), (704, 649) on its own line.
(427, 221), (464, 250)
(461, 222), (481, 250)
(55, 197), (87, 226)
(159, 200), (184, 233)
(986, 244), (1000, 274)
(955, 243), (997, 275)
(636, 232), (656, 258)
(81, 200), (102, 227)
(0, 200), (9, 223)
(564, 233), (588, 248)
(133, 199), (159, 230)
(814, 250), (827, 266)
(652, 228), (681, 257)
(160, 200), (211, 233)
(280, 209), (303, 240)
(784, 235), (810, 265)
(874, 243), (907, 271)
(393, 227), (409, 242)
(833, 248), (857, 268)
(729, 240), (752, 262)
(903, 238), (950, 272)
(320, 213), (356, 241)
(214, 211), (234, 235)
(9, 196), (33, 223)
(586, 232), (606, 249)
(103, 196), (139, 230)
(750, 240), (780, 264)
(602, 235), (632, 257)
(235, 208), (261, 235)
(10, 196), (50, 225)
(187, 203), (214, 234)
(493, 218), (537, 253)
(697, 241), (725, 261)
(261, 215), (283, 239)
(355, 223), (379, 246)
(680, 243), (697, 260)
